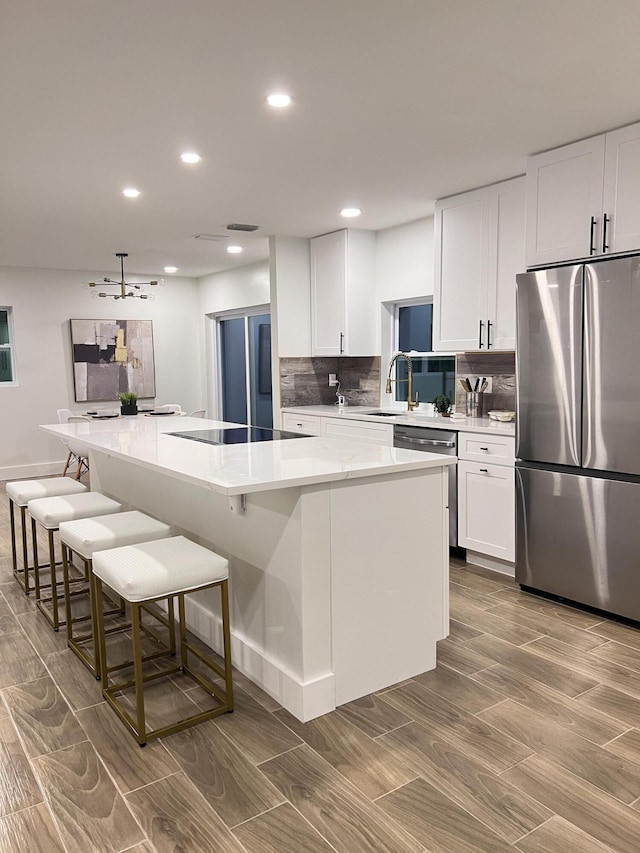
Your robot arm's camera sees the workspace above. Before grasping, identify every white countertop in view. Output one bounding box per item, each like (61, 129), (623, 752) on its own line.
(42, 416), (455, 496)
(282, 405), (516, 436)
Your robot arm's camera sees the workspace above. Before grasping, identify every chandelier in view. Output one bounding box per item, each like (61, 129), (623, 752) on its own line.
(87, 253), (161, 300)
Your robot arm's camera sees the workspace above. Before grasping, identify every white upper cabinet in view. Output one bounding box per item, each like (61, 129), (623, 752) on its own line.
(310, 229), (377, 356)
(526, 121), (640, 266)
(433, 176), (525, 352)
(602, 123), (640, 255)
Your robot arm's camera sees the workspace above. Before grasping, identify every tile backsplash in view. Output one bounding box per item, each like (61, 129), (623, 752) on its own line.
(280, 357), (381, 407)
(279, 351), (515, 415)
(455, 351), (516, 414)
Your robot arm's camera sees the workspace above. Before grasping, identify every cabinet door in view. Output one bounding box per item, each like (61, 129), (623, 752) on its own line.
(311, 231), (346, 356)
(487, 177), (525, 350)
(525, 136), (605, 267)
(458, 460), (515, 561)
(602, 122), (640, 255)
(433, 190), (489, 351)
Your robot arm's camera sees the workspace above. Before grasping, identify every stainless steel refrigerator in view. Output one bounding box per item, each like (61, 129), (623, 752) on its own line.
(516, 256), (640, 621)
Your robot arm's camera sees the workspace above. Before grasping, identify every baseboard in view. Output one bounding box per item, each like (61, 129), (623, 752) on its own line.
(0, 460), (66, 482)
(466, 550), (515, 578)
(182, 595), (336, 722)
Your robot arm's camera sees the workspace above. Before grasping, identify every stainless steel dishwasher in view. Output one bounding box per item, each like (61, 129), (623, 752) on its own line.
(393, 424), (458, 547)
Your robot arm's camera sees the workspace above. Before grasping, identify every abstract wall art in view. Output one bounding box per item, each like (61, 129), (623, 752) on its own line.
(70, 319), (156, 402)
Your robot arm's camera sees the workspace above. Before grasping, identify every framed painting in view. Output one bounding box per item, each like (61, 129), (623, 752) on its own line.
(70, 319), (156, 402)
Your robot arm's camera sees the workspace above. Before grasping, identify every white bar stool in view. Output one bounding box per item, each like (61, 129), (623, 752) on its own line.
(93, 536), (234, 746)
(28, 492), (122, 630)
(6, 478), (88, 595)
(59, 511), (172, 678)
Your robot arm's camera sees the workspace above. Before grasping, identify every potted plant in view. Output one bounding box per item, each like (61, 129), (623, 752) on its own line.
(432, 394), (453, 417)
(118, 391), (138, 415)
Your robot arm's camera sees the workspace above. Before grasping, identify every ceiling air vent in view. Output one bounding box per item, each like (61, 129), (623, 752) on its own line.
(192, 234), (227, 242)
(226, 223), (260, 232)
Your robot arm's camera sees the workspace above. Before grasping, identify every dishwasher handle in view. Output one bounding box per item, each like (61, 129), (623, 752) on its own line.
(397, 436), (456, 448)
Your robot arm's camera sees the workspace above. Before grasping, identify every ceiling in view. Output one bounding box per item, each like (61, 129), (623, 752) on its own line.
(3, 0), (640, 279)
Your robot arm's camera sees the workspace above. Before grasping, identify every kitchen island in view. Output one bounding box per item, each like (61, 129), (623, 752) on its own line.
(42, 416), (454, 721)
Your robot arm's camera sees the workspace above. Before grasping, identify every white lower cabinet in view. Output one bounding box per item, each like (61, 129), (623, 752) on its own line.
(281, 411), (393, 445)
(281, 412), (322, 435)
(458, 433), (515, 562)
(322, 417), (392, 446)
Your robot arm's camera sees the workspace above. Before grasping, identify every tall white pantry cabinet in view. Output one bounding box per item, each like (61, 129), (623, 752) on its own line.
(432, 176), (525, 352)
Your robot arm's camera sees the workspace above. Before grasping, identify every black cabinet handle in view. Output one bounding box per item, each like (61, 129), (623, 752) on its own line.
(339, 332), (344, 354)
(589, 216), (597, 255)
(602, 214), (610, 252)
(480, 447), (488, 451)
(478, 320), (484, 349)
(479, 468), (488, 473)
(487, 320), (493, 349)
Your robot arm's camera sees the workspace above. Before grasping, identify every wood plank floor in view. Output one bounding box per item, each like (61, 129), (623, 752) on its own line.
(2, 480), (640, 851)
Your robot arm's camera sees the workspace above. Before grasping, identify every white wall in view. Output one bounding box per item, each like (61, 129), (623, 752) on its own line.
(198, 261), (270, 315)
(0, 266), (202, 479)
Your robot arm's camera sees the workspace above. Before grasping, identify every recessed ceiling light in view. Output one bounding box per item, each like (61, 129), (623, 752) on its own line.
(340, 207), (362, 218)
(266, 93), (293, 108)
(180, 152), (201, 164)
(227, 245), (243, 254)
(122, 188), (141, 198)
(164, 266), (178, 274)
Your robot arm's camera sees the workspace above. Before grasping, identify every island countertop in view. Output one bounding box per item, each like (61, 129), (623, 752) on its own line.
(42, 415), (455, 497)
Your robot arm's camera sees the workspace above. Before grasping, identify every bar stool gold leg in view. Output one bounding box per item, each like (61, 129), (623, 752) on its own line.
(9, 499), (18, 574)
(94, 576), (108, 691)
(131, 603), (147, 746)
(220, 579), (234, 710)
(20, 506), (30, 587)
(31, 518), (41, 600)
(178, 594), (188, 670)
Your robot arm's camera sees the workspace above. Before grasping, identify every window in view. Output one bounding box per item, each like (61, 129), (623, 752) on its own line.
(392, 301), (455, 404)
(0, 308), (15, 384)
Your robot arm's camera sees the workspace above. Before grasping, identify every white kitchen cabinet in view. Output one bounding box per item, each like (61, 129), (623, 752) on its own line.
(602, 123), (640, 255)
(526, 120), (640, 267)
(458, 432), (515, 562)
(322, 417), (392, 446)
(281, 412), (322, 435)
(433, 177), (525, 352)
(310, 229), (377, 356)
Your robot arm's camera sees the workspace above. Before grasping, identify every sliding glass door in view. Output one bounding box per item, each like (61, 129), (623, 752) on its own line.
(218, 312), (272, 428)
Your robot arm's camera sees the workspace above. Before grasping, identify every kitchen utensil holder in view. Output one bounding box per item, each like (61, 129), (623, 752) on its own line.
(465, 392), (484, 418)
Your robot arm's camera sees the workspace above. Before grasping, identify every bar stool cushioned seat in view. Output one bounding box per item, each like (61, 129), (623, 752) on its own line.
(28, 492), (122, 630)
(92, 535), (233, 746)
(59, 511), (172, 677)
(6, 478), (88, 595)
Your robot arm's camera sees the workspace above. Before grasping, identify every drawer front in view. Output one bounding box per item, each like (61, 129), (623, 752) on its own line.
(458, 432), (515, 465)
(322, 418), (393, 446)
(281, 413), (322, 436)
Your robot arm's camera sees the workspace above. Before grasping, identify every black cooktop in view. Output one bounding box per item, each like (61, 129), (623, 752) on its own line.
(169, 427), (309, 446)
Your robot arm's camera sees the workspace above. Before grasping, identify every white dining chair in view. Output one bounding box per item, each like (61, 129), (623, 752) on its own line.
(156, 403), (182, 414)
(189, 409), (206, 418)
(57, 409), (91, 480)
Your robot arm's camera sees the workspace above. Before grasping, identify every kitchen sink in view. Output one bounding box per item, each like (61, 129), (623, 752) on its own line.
(365, 411), (399, 417)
